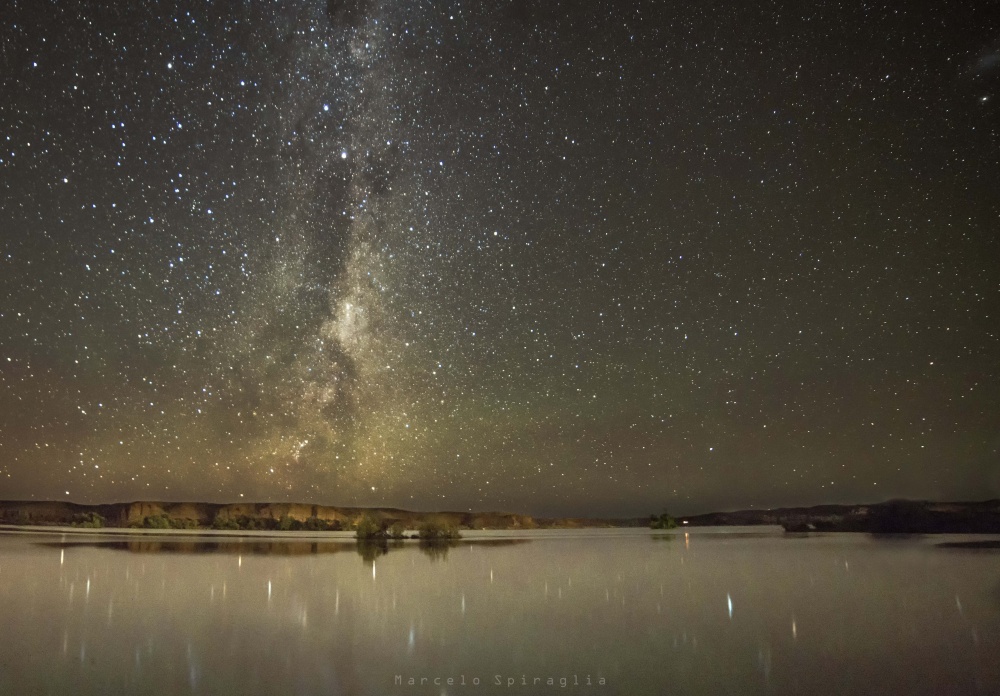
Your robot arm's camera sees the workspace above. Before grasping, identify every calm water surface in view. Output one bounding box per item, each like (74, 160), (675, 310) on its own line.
(1, 527), (998, 695)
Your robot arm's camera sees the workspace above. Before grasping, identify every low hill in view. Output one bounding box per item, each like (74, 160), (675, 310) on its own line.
(0, 500), (644, 531)
(680, 499), (1000, 533)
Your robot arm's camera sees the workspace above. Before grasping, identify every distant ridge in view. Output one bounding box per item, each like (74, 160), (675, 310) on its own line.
(0, 499), (647, 531)
(679, 499), (1000, 534)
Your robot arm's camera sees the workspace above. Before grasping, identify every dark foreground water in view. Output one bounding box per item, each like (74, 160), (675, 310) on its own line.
(0, 527), (998, 695)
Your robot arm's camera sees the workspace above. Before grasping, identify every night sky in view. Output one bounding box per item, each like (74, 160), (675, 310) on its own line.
(1, 0), (998, 517)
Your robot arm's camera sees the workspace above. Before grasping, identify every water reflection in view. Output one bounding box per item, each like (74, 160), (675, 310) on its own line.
(39, 536), (530, 559)
(355, 539), (392, 564)
(418, 540), (458, 562)
(353, 539), (473, 565)
(40, 539), (355, 555)
(937, 540), (1000, 549)
(3, 530), (999, 696)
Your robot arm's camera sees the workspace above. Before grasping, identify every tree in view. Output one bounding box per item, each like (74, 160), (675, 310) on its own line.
(388, 522), (406, 539)
(418, 516), (461, 539)
(650, 512), (677, 530)
(71, 512), (105, 528)
(355, 512), (388, 539)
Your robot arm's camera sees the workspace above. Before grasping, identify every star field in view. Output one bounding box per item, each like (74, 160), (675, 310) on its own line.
(1, 0), (998, 516)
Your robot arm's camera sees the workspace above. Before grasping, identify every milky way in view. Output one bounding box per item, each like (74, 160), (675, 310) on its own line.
(1, 0), (999, 515)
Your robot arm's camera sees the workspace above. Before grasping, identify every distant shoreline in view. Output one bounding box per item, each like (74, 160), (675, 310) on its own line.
(0, 499), (647, 532)
(680, 498), (1000, 534)
(1, 498), (999, 534)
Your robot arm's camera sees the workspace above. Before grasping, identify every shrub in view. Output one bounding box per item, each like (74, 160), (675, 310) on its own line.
(212, 516), (240, 530)
(650, 512), (677, 530)
(133, 514), (198, 529)
(355, 513), (388, 539)
(230, 515), (278, 531)
(278, 515), (301, 531)
(71, 512), (105, 528)
(418, 517), (461, 540)
(142, 514), (172, 529)
(388, 522), (406, 539)
(303, 516), (329, 531)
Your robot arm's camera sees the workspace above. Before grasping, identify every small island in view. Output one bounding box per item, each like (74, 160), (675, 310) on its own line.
(354, 512), (461, 540)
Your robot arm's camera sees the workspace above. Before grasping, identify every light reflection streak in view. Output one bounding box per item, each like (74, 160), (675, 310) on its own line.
(187, 642), (198, 689)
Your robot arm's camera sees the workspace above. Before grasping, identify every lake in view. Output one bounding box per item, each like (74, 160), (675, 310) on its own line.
(0, 527), (998, 695)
